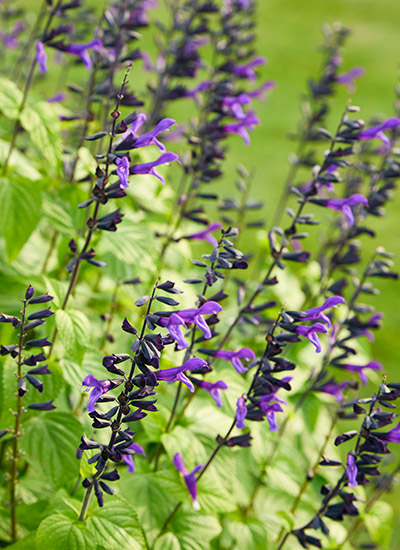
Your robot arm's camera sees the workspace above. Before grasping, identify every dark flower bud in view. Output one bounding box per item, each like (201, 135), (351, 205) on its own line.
(18, 378), (27, 396)
(25, 285), (34, 300)
(334, 430), (358, 446)
(27, 308), (54, 321)
(27, 400), (56, 410)
(25, 338), (52, 348)
(25, 374), (44, 392)
(28, 294), (53, 304)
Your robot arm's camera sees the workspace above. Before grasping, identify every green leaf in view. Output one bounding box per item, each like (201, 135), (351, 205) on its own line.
(55, 309), (91, 362)
(20, 412), (82, 488)
(20, 102), (62, 170)
(0, 77), (23, 119)
(87, 497), (146, 550)
(0, 138), (41, 180)
(6, 532), (37, 549)
(153, 533), (181, 550)
(0, 175), (42, 261)
(79, 449), (97, 479)
(276, 510), (295, 531)
(36, 513), (97, 550)
(171, 511), (221, 550)
(364, 500), (394, 549)
(119, 473), (178, 533)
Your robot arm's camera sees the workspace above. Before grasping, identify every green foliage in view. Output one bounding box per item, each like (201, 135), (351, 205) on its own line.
(20, 412), (82, 488)
(0, 175), (43, 262)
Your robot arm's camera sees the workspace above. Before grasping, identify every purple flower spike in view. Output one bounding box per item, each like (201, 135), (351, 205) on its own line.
(232, 56), (267, 81)
(130, 152), (179, 184)
(198, 380), (228, 407)
(294, 323), (328, 353)
(173, 452), (204, 510)
(341, 360), (383, 386)
(64, 38), (103, 70)
(156, 357), (208, 392)
(324, 194), (369, 226)
(358, 117), (400, 151)
(346, 454), (358, 487)
(184, 222), (223, 247)
(116, 156), (130, 189)
(302, 296), (346, 328)
(335, 66), (364, 92)
(121, 443), (145, 473)
(235, 397), (247, 429)
(36, 41), (47, 74)
(133, 118), (176, 152)
(214, 347), (255, 373)
(82, 375), (112, 412)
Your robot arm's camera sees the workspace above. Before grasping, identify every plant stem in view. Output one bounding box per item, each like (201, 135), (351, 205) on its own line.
(48, 67), (131, 357)
(10, 299), (27, 542)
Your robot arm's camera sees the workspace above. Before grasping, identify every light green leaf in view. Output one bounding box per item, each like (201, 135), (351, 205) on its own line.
(171, 511), (221, 550)
(364, 500), (394, 549)
(20, 412), (82, 488)
(0, 175), (42, 261)
(87, 497), (146, 550)
(80, 449), (97, 479)
(55, 309), (91, 362)
(36, 513), (97, 550)
(20, 102), (62, 170)
(153, 532), (181, 550)
(6, 532), (37, 549)
(276, 510), (295, 531)
(74, 147), (97, 181)
(119, 473), (178, 533)
(0, 77), (23, 119)
(0, 138), (41, 180)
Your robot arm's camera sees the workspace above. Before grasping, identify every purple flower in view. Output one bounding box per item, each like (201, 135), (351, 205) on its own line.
(222, 93), (251, 119)
(293, 323), (328, 353)
(301, 296), (346, 328)
(198, 380), (228, 407)
(47, 93), (66, 103)
(346, 454), (358, 488)
(36, 41), (47, 74)
(214, 347), (255, 373)
(64, 38), (103, 70)
(340, 361), (383, 386)
(133, 118), (176, 152)
(324, 194), (369, 226)
(116, 156), (130, 189)
(82, 375), (112, 412)
(358, 117), (400, 151)
(121, 443), (145, 473)
(235, 397), (247, 429)
(374, 421), (400, 443)
(259, 401), (284, 432)
(232, 56), (267, 81)
(316, 378), (348, 402)
(159, 301), (222, 349)
(335, 66), (364, 92)
(247, 80), (276, 100)
(173, 452), (203, 510)
(223, 112), (260, 145)
(156, 357), (208, 392)
(130, 152), (179, 184)
(184, 222), (222, 247)
(185, 80), (213, 100)
(0, 21), (24, 49)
